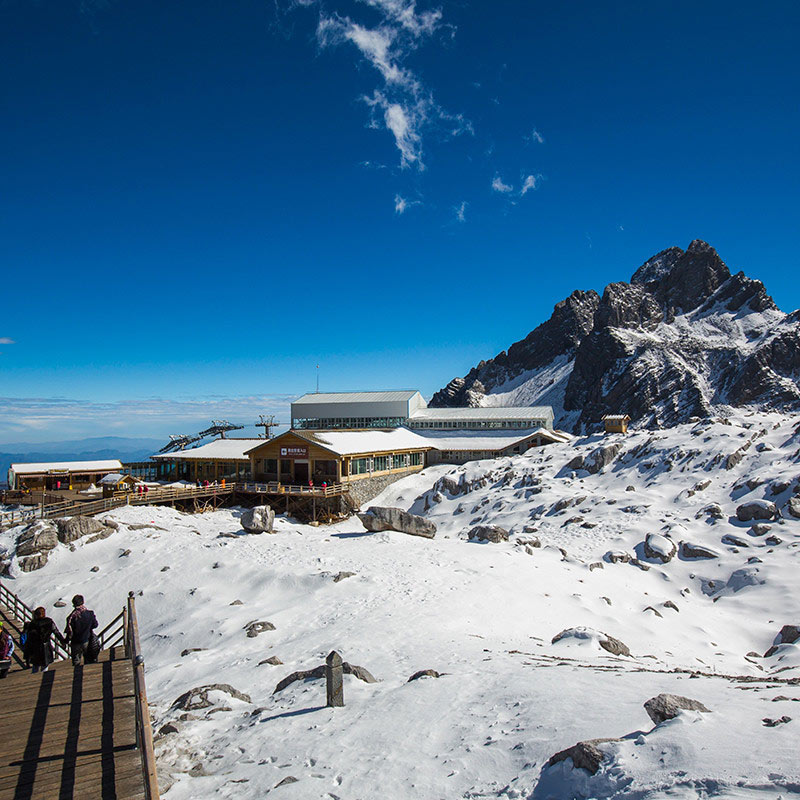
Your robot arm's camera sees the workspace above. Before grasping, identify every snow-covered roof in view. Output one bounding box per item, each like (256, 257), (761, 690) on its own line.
(285, 428), (432, 456)
(602, 414), (631, 422)
(409, 406), (553, 421)
(415, 428), (570, 451)
(293, 390), (423, 405)
(98, 473), (128, 484)
(151, 438), (262, 461)
(10, 459), (123, 475)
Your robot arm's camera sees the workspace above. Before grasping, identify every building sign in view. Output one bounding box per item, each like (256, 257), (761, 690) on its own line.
(280, 446), (309, 459)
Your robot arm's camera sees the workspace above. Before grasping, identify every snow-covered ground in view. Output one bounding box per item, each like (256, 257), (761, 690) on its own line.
(2, 412), (800, 799)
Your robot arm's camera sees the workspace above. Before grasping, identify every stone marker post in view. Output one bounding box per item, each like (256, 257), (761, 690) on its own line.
(326, 650), (344, 707)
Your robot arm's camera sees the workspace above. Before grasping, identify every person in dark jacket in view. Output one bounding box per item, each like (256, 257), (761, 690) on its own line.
(22, 607), (65, 673)
(64, 594), (99, 666)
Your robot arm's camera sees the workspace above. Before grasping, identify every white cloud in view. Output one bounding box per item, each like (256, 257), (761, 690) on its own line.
(395, 194), (408, 214)
(492, 175), (513, 193)
(0, 338), (14, 345)
(520, 174), (539, 195)
(0, 394), (295, 442)
(455, 201), (467, 223)
(529, 128), (545, 144)
(308, 1), (466, 169)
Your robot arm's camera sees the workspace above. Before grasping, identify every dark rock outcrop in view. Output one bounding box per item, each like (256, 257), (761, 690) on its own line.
(358, 507), (436, 538)
(547, 739), (619, 775)
(643, 693), (710, 725)
(430, 240), (800, 431)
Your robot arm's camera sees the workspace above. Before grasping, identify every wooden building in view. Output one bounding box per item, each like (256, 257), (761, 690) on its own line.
(7, 460), (123, 491)
(422, 428), (572, 465)
(151, 438), (260, 483)
(602, 414), (631, 434)
(246, 429), (431, 486)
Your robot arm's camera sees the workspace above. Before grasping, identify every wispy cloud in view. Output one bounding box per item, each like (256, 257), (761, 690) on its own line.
(300, 1), (468, 169)
(0, 338), (15, 345)
(395, 194), (408, 214)
(0, 394), (295, 443)
(455, 201), (467, 223)
(520, 174), (540, 195)
(528, 128), (545, 144)
(491, 175), (514, 193)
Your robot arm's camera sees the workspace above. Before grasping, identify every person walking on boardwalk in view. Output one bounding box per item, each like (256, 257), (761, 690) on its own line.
(64, 594), (99, 666)
(0, 621), (14, 678)
(22, 606), (65, 673)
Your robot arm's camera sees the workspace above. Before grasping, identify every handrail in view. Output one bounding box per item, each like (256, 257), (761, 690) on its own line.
(0, 580), (71, 661)
(125, 591), (160, 800)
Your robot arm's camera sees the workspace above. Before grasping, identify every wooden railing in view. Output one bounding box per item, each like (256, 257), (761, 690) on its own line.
(125, 591), (160, 800)
(2, 480), (349, 525)
(0, 580), (71, 661)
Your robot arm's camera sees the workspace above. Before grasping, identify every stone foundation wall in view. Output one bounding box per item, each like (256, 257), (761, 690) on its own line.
(346, 470), (419, 509)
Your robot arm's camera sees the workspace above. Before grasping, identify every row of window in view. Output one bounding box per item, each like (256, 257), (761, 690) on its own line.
(408, 420), (547, 430)
(349, 451), (423, 476)
(294, 417), (406, 429)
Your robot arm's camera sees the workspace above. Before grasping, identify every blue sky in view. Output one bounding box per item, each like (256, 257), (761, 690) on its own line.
(1, 0), (798, 443)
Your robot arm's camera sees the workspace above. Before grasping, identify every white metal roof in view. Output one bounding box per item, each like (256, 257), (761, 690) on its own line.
(98, 473), (127, 484)
(409, 406), (553, 420)
(602, 414), (631, 422)
(288, 428), (432, 456)
(415, 428), (569, 451)
(293, 390), (423, 405)
(10, 459), (123, 474)
(151, 438), (262, 461)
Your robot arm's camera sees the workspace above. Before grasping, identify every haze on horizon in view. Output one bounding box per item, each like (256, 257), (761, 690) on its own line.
(1, 0), (798, 443)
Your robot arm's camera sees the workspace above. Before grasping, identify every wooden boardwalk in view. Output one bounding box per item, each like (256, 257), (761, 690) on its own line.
(0, 589), (158, 800)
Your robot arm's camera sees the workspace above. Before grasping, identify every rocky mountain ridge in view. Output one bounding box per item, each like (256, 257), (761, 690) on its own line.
(430, 240), (800, 431)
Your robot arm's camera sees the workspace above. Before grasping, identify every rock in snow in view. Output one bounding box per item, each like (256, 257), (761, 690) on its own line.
(679, 541), (719, 560)
(467, 525), (509, 543)
(643, 533), (676, 563)
(551, 627), (631, 657)
(736, 500), (779, 522)
(240, 505), (275, 534)
(547, 738), (618, 775)
(644, 693), (711, 725)
(358, 506), (436, 538)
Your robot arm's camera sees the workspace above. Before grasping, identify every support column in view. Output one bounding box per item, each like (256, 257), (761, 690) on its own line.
(326, 651), (344, 707)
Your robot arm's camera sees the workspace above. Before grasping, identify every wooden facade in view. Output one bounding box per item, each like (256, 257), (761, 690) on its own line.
(246, 431), (428, 487)
(603, 414), (631, 434)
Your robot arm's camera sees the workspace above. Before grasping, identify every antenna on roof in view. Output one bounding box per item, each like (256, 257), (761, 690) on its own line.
(197, 420), (245, 440)
(256, 414), (281, 439)
(316, 364), (320, 393)
(158, 433), (202, 454)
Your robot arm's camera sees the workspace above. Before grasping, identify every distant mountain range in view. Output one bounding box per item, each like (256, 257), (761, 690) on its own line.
(0, 437), (163, 487)
(430, 240), (800, 432)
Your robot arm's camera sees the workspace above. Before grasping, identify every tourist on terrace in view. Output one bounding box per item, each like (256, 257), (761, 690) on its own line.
(64, 595), (99, 666)
(22, 607), (65, 673)
(0, 622), (14, 678)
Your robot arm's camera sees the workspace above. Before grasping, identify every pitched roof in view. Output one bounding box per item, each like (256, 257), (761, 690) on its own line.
(409, 406), (553, 420)
(151, 438), (262, 461)
(293, 390), (422, 405)
(415, 428), (571, 451)
(10, 459), (123, 474)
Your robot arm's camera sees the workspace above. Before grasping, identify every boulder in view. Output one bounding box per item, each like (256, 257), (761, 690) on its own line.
(764, 625), (800, 657)
(258, 656), (284, 666)
(19, 553), (50, 572)
(244, 621), (275, 638)
(770, 480), (792, 495)
(172, 684), (251, 711)
(332, 571), (356, 583)
(547, 738), (619, 775)
(16, 520), (58, 557)
(643, 533), (676, 563)
(551, 627), (631, 656)
(567, 442), (623, 475)
(468, 525), (509, 543)
(736, 500), (778, 522)
(408, 669), (442, 682)
(240, 505), (275, 534)
(55, 516), (111, 544)
(787, 497), (800, 519)
(604, 551), (632, 564)
(749, 523), (771, 536)
(679, 541), (719, 560)
(273, 661), (377, 694)
(721, 534), (749, 548)
(643, 693), (710, 725)
(358, 507), (436, 538)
